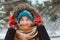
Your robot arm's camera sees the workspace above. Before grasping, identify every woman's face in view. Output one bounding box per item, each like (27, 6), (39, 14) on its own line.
(19, 16), (33, 28)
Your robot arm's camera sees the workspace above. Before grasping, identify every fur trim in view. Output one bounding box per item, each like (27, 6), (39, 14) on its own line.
(12, 3), (39, 19)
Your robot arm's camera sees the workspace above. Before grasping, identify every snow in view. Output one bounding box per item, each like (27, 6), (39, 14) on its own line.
(0, 29), (7, 40)
(51, 38), (60, 40)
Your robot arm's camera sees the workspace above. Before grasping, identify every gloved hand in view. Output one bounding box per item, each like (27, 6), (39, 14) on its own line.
(34, 13), (44, 26)
(8, 15), (17, 29)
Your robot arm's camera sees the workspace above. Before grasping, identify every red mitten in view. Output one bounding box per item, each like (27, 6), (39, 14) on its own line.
(8, 15), (17, 29)
(34, 13), (44, 26)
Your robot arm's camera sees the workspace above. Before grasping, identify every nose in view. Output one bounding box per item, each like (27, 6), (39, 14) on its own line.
(24, 21), (27, 24)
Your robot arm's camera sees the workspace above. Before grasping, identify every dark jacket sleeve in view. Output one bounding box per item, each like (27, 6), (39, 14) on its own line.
(37, 25), (50, 40)
(4, 28), (16, 40)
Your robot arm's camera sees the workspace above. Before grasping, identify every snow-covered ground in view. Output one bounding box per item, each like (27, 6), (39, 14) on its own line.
(47, 30), (60, 40)
(51, 38), (60, 40)
(0, 29), (7, 40)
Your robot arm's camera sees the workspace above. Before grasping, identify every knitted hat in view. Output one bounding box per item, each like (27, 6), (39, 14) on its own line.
(18, 10), (34, 22)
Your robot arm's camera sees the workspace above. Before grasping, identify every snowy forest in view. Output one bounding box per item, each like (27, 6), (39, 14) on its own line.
(0, 0), (60, 40)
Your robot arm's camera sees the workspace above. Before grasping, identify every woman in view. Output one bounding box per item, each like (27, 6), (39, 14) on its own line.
(4, 3), (50, 40)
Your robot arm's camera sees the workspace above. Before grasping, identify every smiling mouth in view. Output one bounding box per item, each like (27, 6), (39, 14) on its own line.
(23, 24), (28, 26)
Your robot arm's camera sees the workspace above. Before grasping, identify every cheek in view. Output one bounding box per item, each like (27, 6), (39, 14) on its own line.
(19, 21), (23, 25)
(28, 21), (33, 25)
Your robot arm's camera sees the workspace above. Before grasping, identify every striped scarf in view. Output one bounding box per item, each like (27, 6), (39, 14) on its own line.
(14, 26), (39, 40)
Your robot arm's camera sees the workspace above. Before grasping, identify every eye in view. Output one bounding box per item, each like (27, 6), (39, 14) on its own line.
(26, 18), (30, 20)
(20, 19), (24, 21)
